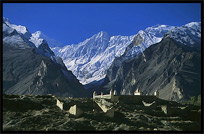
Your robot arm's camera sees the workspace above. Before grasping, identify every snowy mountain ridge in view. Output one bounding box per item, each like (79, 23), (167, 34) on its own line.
(51, 32), (136, 85)
(52, 22), (200, 86)
(3, 17), (200, 87)
(52, 24), (177, 85)
(3, 19), (36, 49)
(3, 17), (64, 48)
(30, 31), (64, 48)
(122, 24), (176, 60)
(3, 17), (29, 35)
(3, 17), (59, 62)
(2, 17), (72, 80)
(3, 17), (86, 97)
(165, 22), (201, 47)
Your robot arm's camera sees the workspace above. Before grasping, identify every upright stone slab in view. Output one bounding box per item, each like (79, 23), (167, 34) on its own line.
(154, 90), (159, 98)
(110, 89), (114, 102)
(113, 90), (117, 95)
(134, 88), (142, 95)
(69, 105), (83, 117)
(56, 99), (63, 110)
(93, 91), (96, 99)
(101, 92), (103, 98)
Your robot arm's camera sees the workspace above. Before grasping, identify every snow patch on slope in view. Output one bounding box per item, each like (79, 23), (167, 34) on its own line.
(166, 22), (201, 47)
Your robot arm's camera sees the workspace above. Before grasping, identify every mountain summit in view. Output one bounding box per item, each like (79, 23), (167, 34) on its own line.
(3, 17), (87, 97)
(52, 31), (135, 85)
(52, 24), (175, 86)
(102, 22), (201, 101)
(30, 31), (64, 48)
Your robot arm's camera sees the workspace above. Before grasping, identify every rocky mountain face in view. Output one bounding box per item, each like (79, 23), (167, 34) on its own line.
(3, 17), (201, 101)
(3, 17), (86, 97)
(52, 25), (175, 86)
(102, 22), (201, 101)
(52, 32), (135, 86)
(101, 25), (176, 85)
(122, 24), (175, 59)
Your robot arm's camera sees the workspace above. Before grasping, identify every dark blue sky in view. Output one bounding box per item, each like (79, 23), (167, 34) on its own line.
(3, 3), (201, 45)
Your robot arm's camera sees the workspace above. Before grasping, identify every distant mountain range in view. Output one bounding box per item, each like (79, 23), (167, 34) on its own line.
(51, 24), (176, 86)
(2, 17), (201, 101)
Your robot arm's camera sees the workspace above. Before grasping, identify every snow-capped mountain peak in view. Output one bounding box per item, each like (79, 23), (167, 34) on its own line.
(52, 24), (177, 85)
(122, 24), (175, 59)
(86, 31), (110, 44)
(145, 24), (176, 36)
(166, 22), (201, 47)
(3, 17), (10, 23)
(3, 17), (58, 62)
(3, 17), (36, 49)
(94, 31), (109, 38)
(52, 31), (135, 85)
(3, 17), (29, 35)
(29, 31), (64, 48)
(29, 31), (44, 47)
(2, 19), (63, 48)
(3, 17), (78, 86)
(185, 22), (201, 28)
(4, 17), (200, 88)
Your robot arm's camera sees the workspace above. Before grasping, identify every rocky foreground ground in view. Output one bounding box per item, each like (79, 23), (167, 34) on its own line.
(3, 94), (201, 131)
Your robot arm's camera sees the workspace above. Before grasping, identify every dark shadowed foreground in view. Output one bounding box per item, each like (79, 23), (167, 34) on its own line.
(3, 94), (201, 131)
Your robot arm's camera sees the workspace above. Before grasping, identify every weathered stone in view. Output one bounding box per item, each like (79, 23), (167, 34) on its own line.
(56, 99), (63, 110)
(68, 105), (83, 117)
